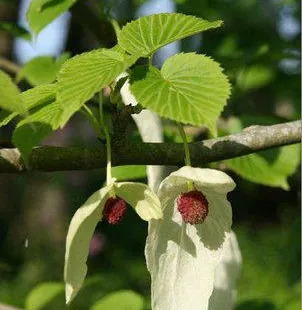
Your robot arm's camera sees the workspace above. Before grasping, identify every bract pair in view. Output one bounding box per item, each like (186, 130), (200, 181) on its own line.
(64, 166), (236, 310)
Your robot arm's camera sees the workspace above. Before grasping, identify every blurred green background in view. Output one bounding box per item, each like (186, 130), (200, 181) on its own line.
(0, 0), (300, 309)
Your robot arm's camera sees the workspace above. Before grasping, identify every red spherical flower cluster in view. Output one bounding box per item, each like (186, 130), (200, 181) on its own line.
(103, 197), (127, 225)
(177, 190), (209, 225)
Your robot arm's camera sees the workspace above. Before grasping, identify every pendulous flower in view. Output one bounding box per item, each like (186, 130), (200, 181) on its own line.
(64, 180), (162, 304)
(145, 166), (236, 310)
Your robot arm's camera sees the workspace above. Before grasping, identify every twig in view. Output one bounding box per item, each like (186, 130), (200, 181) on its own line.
(0, 57), (21, 75)
(0, 120), (300, 173)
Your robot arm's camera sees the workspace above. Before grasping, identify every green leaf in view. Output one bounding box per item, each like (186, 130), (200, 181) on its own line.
(0, 110), (16, 127)
(57, 49), (136, 124)
(25, 282), (64, 310)
(237, 65), (275, 91)
(17, 56), (67, 86)
(0, 84), (56, 127)
(0, 70), (25, 114)
(21, 83), (57, 109)
(90, 290), (144, 310)
(118, 13), (222, 57)
(226, 145), (300, 190)
(12, 101), (64, 163)
(112, 165), (147, 181)
(130, 53), (230, 133)
(56, 52), (71, 67)
(223, 117), (300, 190)
(27, 0), (78, 35)
(0, 22), (30, 40)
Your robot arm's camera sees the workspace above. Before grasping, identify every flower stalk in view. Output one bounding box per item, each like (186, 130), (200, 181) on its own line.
(178, 123), (194, 191)
(99, 92), (115, 197)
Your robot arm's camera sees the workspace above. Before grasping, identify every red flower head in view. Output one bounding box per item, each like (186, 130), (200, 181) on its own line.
(177, 190), (209, 224)
(103, 197), (127, 225)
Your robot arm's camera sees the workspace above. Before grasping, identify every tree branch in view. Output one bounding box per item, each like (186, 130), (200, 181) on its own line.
(0, 56), (21, 75)
(0, 121), (300, 173)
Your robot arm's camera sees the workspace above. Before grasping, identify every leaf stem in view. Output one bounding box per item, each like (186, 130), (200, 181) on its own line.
(81, 104), (103, 138)
(110, 18), (121, 39)
(178, 123), (194, 191)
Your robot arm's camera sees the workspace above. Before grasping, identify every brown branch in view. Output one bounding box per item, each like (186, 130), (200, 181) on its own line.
(0, 57), (21, 75)
(0, 120), (301, 173)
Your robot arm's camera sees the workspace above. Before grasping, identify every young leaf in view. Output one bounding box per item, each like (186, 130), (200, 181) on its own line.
(130, 53), (230, 134)
(25, 282), (64, 310)
(90, 290), (144, 310)
(0, 84), (56, 128)
(17, 56), (63, 86)
(0, 110), (16, 127)
(27, 0), (78, 35)
(226, 145), (300, 190)
(57, 49), (136, 124)
(118, 13), (222, 57)
(56, 52), (71, 67)
(21, 83), (57, 109)
(112, 165), (147, 181)
(12, 101), (63, 163)
(237, 65), (275, 91)
(0, 70), (25, 114)
(223, 117), (300, 190)
(0, 22), (30, 40)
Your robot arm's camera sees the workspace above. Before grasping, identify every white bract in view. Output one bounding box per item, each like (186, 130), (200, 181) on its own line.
(209, 231), (242, 310)
(145, 166), (236, 310)
(120, 73), (165, 192)
(64, 181), (162, 304)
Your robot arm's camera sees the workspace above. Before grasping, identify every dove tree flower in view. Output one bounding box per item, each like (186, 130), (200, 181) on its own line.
(64, 96), (163, 304)
(145, 166), (236, 310)
(64, 179), (162, 304)
(121, 71), (241, 310)
(120, 72), (166, 192)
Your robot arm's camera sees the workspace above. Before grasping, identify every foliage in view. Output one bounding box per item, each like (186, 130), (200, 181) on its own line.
(220, 117), (301, 190)
(90, 290), (144, 310)
(17, 53), (70, 86)
(0, 22), (30, 40)
(25, 282), (64, 310)
(117, 13), (222, 57)
(27, 0), (78, 35)
(130, 53), (230, 134)
(0, 70), (26, 114)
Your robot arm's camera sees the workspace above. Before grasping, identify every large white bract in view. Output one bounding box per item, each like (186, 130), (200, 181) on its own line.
(209, 231), (242, 310)
(145, 166), (236, 310)
(120, 73), (166, 192)
(64, 181), (162, 304)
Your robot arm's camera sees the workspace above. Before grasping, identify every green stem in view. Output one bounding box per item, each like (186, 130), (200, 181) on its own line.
(81, 104), (102, 138)
(148, 55), (153, 66)
(99, 93), (115, 196)
(178, 123), (191, 166)
(178, 123), (194, 191)
(110, 18), (121, 39)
